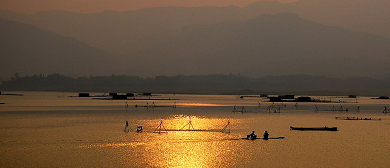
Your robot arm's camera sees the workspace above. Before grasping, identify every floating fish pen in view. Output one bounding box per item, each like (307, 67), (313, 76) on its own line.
(78, 93), (90, 97)
(348, 95), (357, 98)
(112, 94), (127, 99)
(109, 93), (117, 97)
(297, 96), (312, 102)
(260, 94), (268, 97)
(126, 93), (135, 97)
(269, 95), (296, 102)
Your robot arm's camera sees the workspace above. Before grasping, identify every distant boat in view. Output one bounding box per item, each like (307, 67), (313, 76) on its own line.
(335, 117), (381, 121)
(290, 126), (338, 131)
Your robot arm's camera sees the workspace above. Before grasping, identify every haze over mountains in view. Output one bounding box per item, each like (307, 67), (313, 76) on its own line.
(1, 0), (389, 79)
(0, 19), (119, 78)
(136, 13), (390, 77)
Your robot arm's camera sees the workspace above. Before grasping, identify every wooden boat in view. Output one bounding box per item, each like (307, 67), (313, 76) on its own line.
(290, 126), (338, 131)
(242, 136), (285, 140)
(335, 117), (381, 121)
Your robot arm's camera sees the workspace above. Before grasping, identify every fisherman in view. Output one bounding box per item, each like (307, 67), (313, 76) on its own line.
(263, 131), (269, 140)
(137, 126), (143, 133)
(247, 131), (256, 140)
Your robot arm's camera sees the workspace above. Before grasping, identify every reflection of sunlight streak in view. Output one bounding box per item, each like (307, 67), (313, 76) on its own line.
(178, 103), (221, 107)
(147, 118), (237, 167)
(88, 118), (242, 167)
(165, 115), (227, 131)
(169, 114), (203, 120)
(79, 137), (246, 149)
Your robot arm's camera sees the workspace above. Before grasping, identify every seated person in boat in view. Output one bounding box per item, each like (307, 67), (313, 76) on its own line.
(137, 126), (143, 133)
(247, 131), (257, 140)
(263, 131), (269, 140)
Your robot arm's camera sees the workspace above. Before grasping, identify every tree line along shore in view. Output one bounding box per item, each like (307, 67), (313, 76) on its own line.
(1, 73), (389, 96)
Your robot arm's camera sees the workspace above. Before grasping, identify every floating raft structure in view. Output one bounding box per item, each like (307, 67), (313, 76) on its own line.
(94, 97), (179, 100)
(335, 117), (381, 121)
(290, 126), (338, 131)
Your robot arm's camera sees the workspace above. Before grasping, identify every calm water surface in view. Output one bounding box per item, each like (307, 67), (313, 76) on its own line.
(1, 91), (390, 167)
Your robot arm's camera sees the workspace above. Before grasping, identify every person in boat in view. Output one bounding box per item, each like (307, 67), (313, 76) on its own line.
(137, 126), (143, 133)
(263, 131), (269, 140)
(247, 131), (256, 140)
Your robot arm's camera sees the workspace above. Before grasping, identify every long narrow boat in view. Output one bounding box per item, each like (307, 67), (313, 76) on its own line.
(335, 117), (381, 121)
(242, 137), (285, 140)
(290, 126), (338, 131)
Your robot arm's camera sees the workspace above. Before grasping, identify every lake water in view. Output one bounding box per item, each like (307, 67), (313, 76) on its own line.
(1, 91), (390, 167)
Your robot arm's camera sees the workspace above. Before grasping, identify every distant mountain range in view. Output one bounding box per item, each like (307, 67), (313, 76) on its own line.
(1, 0), (390, 78)
(0, 19), (119, 78)
(1, 0), (389, 56)
(131, 13), (390, 77)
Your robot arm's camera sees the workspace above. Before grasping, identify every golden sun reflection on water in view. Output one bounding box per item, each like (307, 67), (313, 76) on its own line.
(143, 133), (224, 167)
(83, 116), (242, 167)
(178, 103), (221, 107)
(144, 117), (242, 167)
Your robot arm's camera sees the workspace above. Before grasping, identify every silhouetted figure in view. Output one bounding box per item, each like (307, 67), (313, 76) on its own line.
(124, 121), (130, 132)
(247, 131), (257, 140)
(263, 131), (269, 140)
(137, 126), (143, 133)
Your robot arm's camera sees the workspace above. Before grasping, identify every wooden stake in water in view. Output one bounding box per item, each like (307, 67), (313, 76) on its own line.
(179, 118), (195, 131)
(124, 120), (131, 132)
(221, 120), (231, 133)
(153, 120), (167, 133)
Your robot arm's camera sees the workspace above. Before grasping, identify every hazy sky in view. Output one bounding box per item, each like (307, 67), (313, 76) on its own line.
(0, 0), (297, 14)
